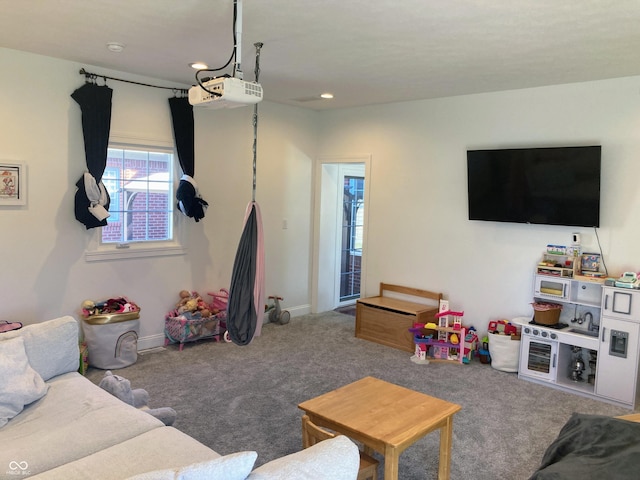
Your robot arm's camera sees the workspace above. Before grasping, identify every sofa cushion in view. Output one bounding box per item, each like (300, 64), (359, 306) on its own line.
(0, 336), (49, 427)
(247, 435), (360, 480)
(125, 451), (257, 480)
(0, 316), (79, 381)
(0, 372), (163, 477)
(29, 427), (223, 480)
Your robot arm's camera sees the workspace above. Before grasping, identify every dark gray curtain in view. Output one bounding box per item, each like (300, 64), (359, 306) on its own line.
(169, 96), (208, 222)
(71, 83), (112, 229)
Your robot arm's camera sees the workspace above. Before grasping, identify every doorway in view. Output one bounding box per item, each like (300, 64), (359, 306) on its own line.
(312, 156), (370, 313)
(339, 168), (365, 304)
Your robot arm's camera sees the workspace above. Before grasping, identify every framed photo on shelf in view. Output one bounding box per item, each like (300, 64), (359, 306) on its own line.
(0, 161), (26, 206)
(581, 253), (601, 273)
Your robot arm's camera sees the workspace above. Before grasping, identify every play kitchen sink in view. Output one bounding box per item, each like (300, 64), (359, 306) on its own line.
(567, 328), (599, 338)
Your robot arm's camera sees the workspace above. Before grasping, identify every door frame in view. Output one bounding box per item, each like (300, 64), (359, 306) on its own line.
(311, 154), (371, 313)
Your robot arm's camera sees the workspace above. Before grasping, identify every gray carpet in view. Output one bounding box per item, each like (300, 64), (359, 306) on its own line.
(86, 312), (630, 479)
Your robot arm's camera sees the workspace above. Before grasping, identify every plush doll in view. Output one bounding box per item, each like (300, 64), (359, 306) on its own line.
(175, 290), (213, 318)
(82, 297), (140, 316)
(98, 371), (177, 426)
(81, 300), (97, 316)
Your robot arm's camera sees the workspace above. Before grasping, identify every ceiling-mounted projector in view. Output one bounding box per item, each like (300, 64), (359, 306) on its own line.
(188, 77), (263, 109)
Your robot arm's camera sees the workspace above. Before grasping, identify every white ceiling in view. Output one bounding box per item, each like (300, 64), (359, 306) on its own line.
(2, 0), (640, 110)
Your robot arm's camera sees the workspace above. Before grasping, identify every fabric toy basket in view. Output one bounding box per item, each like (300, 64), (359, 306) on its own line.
(83, 311), (140, 369)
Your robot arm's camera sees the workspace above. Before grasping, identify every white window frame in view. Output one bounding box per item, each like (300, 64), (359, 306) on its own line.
(84, 134), (187, 262)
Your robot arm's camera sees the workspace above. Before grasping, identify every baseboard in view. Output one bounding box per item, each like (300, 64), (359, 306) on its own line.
(136, 304), (312, 351)
(137, 333), (166, 351)
(288, 304), (311, 317)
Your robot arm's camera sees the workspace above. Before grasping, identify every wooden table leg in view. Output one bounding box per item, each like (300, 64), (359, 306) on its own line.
(384, 445), (400, 480)
(437, 416), (454, 480)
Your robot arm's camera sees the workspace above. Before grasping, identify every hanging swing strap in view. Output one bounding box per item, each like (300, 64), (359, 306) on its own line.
(252, 42), (263, 203)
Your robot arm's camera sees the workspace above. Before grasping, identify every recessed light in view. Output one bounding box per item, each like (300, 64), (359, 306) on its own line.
(106, 42), (125, 53)
(320, 93), (334, 99)
(190, 62), (209, 70)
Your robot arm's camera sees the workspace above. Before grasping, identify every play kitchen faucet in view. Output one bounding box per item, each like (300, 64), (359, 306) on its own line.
(585, 311), (599, 333)
(569, 306), (599, 332)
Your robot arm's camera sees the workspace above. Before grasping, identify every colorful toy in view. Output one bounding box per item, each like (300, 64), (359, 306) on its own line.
(175, 290), (212, 318)
(98, 371), (176, 426)
(409, 299), (467, 364)
(488, 319), (517, 335)
(81, 297), (139, 317)
(265, 295), (291, 325)
(462, 330), (479, 364)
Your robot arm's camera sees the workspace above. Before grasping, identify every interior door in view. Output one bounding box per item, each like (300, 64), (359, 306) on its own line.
(312, 156), (370, 314)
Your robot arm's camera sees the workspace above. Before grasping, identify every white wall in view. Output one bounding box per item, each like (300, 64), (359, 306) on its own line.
(317, 77), (640, 332)
(0, 48), (317, 346)
(4, 44), (640, 342)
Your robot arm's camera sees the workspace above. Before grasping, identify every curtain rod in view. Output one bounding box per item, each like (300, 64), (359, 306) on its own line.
(79, 68), (188, 95)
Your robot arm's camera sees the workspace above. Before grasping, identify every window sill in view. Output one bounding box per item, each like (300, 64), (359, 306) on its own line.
(85, 242), (187, 262)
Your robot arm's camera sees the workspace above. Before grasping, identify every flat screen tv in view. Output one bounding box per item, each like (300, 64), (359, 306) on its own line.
(467, 146), (601, 227)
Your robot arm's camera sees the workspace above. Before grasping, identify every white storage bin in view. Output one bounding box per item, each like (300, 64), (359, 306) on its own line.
(82, 313), (140, 369)
(489, 333), (520, 373)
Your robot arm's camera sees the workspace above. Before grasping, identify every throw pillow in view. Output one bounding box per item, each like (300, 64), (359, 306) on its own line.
(21, 316), (79, 381)
(125, 451), (258, 480)
(0, 336), (49, 428)
(247, 436), (360, 480)
(0, 316), (80, 381)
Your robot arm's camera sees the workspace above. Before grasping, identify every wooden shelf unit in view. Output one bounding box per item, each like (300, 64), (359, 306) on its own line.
(536, 252), (579, 278)
(355, 283), (442, 353)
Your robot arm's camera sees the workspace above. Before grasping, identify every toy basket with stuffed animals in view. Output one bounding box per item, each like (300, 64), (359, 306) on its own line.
(164, 289), (230, 351)
(164, 314), (223, 351)
(81, 297), (141, 369)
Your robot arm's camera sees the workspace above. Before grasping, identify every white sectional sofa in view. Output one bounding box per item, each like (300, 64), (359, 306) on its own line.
(0, 316), (359, 480)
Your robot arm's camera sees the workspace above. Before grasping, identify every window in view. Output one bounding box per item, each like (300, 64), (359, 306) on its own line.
(85, 139), (186, 261)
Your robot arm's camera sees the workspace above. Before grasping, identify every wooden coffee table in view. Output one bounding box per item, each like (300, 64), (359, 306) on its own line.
(298, 376), (461, 480)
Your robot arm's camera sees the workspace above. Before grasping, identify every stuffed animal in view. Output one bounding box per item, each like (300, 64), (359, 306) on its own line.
(98, 371), (177, 426)
(81, 300), (97, 316)
(82, 297), (140, 316)
(175, 290), (212, 318)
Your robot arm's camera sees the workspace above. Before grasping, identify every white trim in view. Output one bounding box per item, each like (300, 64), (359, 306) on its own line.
(85, 204), (189, 261)
(84, 135), (187, 262)
(136, 304), (312, 351)
(109, 132), (174, 150)
(85, 242), (187, 262)
(137, 334), (167, 351)
(85, 211), (188, 261)
(287, 304), (312, 317)
(312, 154), (371, 314)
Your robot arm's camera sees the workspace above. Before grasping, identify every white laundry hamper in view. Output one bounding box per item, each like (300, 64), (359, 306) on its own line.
(82, 312), (140, 369)
(488, 332), (521, 373)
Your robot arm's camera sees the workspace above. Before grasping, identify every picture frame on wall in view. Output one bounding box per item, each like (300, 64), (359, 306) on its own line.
(0, 161), (26, 206)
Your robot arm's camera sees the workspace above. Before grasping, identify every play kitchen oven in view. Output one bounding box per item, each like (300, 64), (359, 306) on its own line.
(519, 321), (598, 384)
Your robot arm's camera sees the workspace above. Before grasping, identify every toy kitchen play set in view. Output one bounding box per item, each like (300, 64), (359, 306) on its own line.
(516, 240), (640, 409)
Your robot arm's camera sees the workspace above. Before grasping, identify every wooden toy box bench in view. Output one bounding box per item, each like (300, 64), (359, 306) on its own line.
(355, 283), (442, 352)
